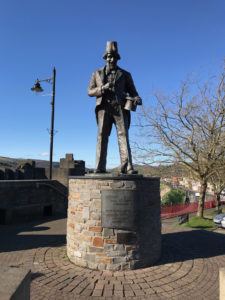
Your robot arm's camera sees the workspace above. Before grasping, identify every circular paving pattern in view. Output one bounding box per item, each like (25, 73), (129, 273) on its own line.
(30, 226), (225, 299)
(1, 218), (225, 299)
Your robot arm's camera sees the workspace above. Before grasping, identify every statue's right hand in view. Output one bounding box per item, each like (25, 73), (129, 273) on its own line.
(102, 83), (111, 91)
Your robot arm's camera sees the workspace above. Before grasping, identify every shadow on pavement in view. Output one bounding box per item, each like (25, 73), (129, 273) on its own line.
(0, 216), (66, 252)
(1, 216), (225, 265)
(158, 229), (225, 265)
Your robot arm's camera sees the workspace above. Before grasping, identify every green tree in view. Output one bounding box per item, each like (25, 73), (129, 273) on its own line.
(162, 189), (185, 205)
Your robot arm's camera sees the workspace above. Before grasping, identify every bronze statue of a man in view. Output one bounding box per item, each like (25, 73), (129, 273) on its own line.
(88, 41), (142, 174)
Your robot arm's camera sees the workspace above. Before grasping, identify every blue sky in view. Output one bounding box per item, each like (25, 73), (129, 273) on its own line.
(0, 0), (224, 168)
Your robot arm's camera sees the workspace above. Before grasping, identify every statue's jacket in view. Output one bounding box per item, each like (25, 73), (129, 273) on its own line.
(88, 66), (139, 108)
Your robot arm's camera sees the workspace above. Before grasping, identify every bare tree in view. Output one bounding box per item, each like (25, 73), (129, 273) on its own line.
(135, 71), (225, 217)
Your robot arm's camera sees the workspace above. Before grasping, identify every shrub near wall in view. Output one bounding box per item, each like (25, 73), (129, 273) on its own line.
(162, 189), (185, 205)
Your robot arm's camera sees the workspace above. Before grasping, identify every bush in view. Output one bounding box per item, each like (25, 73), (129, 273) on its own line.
(162, 189), (185, 205)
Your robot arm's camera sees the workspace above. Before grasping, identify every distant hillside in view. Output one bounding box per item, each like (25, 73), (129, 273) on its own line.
(112, 163), (189, 178)
(0, 156), (189, 177)
(0, 156), (59, 169)
(135, 164), (189, 178)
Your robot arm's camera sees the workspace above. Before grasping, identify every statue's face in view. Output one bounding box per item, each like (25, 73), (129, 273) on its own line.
(106, 53), (118, 69)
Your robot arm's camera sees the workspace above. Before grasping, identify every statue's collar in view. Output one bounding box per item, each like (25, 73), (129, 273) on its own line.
(98, 66), (122, 82)
(105, 66), (118, 75)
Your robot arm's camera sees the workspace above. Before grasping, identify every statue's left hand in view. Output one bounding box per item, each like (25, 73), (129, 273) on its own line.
(134, 96), (142, 105)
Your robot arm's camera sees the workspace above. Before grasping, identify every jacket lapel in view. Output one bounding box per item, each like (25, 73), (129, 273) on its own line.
(97, 67), (123, 84)
(97, 67), (105, 84)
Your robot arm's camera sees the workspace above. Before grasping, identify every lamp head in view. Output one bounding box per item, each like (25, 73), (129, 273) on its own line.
(31, 80), (43, 92)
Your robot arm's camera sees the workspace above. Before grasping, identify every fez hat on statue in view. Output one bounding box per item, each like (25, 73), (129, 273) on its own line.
(103, 41), (121, 60)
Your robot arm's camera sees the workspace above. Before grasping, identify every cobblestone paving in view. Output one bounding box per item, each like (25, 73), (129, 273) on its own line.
(0, 218), (225, 299)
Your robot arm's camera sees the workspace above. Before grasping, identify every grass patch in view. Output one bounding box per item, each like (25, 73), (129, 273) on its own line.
(184, 216), (216, 229)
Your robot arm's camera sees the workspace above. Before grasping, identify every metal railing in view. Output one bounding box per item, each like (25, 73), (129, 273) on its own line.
(161, 199), (217, 219)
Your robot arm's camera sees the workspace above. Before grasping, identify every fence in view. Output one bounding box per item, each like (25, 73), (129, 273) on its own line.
(161, 199), (216, 219)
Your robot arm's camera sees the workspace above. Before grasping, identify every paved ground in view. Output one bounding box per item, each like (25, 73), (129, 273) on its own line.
(0, 217), (225, 300)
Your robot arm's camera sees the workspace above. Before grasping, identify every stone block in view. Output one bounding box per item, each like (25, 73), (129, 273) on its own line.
(82, 230), (94, 236)
(106, 264), (121, 271)
(105, 238), (117, 244)
(108, 250), (127, 257)
(89, 226), (102, 233)
(90, 212), (101, 220)
(104, 244), (114, 251)
(81, 235), (92, 243)
(82, 206), (89, 221)
(87, 220), (99, 226)
(98, 263), (106, 270)
(103, 228), (114, 237)
(84, 253), (96, 263)
(78, 242), (88, 252)
(75, 223), (83, 233)
(74, 250), (82, 258)
(114, 244), (126, 251)
(97, 257), (113, 264)
(121, 262), (130, 270)
(79, 192), (91, 201)
(125, 245), (137, 252)
(124, 181), (136, 189)
(72, 192), (80, 200)
(89, 246), (104, 253)
(110, 181), (124, 189)
(93, 237), (104, 247)
(97, 182), (109, 188)
(112, 257), (126, 264)
(87, 262), (98, 270)
(90, 198), (101, 211)
(74, 257), (87, 268)
(117, 232), (136, 244)
(68, 222), (74, 230)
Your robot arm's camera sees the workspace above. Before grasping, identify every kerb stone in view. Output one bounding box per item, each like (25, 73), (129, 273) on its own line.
(0, 267), (31, 300)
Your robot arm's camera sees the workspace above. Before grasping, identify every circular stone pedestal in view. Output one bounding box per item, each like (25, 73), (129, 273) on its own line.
(67, 174), (161, 271)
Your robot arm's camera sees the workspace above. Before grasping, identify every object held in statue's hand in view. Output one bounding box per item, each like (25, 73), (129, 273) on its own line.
(124, 96), (142, 112)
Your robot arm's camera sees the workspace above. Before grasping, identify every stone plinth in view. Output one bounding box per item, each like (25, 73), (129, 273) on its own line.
(67, 174), (161, 271)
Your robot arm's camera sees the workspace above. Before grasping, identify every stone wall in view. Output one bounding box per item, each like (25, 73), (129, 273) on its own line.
(0, 153), (85, 187)
(0, 166), (46, 180)
(48, 167), (85, 187)
(0, 180), (67, 224)
(67, 175), (161, 271)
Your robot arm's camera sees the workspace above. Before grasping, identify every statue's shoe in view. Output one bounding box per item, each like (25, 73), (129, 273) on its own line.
(120, 169), (138, 175)
(127, 169), (138, 175)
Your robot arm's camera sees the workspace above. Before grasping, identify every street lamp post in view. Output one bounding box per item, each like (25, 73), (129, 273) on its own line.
(31, 67), (56, 180)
